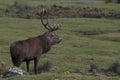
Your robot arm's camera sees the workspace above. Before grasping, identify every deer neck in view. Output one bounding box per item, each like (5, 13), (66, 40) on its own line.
(38, 35), (51, 53)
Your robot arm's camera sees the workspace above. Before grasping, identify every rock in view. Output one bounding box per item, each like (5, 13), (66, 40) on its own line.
(0, 74), (3, 78)
(2, 67), (28, 78)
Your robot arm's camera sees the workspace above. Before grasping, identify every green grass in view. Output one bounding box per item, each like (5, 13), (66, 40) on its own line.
(0, 0), (120, 79)
(0, 17), (120, 79)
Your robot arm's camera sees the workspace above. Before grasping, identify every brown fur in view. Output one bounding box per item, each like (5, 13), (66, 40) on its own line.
(10, 31), (62, 74)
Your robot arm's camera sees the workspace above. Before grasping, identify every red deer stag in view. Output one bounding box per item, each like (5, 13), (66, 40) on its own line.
(10, 8), (62, 74)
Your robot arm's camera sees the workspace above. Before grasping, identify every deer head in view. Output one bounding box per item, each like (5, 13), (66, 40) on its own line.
(40, 8), (62, 45)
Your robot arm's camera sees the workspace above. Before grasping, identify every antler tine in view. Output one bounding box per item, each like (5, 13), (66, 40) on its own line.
(51, 24), (61, 31)
(43, 9), (53, 30)
(41, 8), (61, 31)
(41, 8), (51, 30)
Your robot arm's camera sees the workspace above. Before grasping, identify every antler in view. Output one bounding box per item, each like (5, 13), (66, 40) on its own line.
(40, 8), (60, 31)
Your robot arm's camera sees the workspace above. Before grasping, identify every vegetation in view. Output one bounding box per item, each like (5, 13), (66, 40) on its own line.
(0, 17), (119, 80)
(0, 0), (120, 19)
(0, 1), (120, 19)
(0, 0), (119, 80)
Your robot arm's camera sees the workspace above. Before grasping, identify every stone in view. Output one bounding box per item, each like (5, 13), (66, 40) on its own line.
(2, 67), (28, 78)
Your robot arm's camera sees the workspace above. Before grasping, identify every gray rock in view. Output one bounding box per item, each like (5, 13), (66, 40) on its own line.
(0, 74), (3, 78)
(2, 67), (28, 78)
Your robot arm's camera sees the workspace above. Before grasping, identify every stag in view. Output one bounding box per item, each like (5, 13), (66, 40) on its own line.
(10, 9), (62, 74)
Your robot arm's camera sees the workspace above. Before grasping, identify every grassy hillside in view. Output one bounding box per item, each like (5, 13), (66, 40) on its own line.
(0, 0), (105, 6)
(0, 0), (120, 11)
(0, 17), (120, 80)
(0, 0), (120, 80)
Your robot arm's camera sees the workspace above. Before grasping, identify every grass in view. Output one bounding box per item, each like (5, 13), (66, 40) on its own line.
(0, 17), (120, 79)
(0, 0), (119, 79)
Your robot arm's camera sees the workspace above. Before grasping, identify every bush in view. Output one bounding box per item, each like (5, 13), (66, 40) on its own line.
(89, 62), (100, 74)
(108, 61), (120, 75)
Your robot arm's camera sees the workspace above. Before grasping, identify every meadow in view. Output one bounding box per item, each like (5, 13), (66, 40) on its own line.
(0, 0), (120, 80)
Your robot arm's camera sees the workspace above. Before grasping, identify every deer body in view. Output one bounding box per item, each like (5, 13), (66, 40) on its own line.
(10, 9), (62, 74)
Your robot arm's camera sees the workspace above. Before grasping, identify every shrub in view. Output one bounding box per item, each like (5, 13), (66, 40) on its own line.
(89, 62), (100, 74)
(108, 61), (120, 75)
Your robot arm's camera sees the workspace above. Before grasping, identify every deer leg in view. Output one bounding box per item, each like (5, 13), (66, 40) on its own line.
(13, 59), (22, 68)
(34, 58), (39, 74)
(26, 60), (30, 72)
